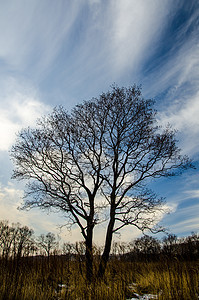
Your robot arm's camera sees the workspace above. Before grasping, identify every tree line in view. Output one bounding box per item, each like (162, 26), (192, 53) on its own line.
(1, 220), (198, 262)
(112, 233), (199, 261)
(0, 220), (57, 259)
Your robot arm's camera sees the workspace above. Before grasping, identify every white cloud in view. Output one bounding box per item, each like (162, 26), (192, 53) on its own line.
(0, 77), (50, 151)
(184, 189), (199, 199)
(0, 182), (24, 223)
(0, 117), (20, 152)
(0, 181), (83, 242)
(160, 92), (199, 131)
(107, 0), (171, 77)
(0, 177), (171, 245)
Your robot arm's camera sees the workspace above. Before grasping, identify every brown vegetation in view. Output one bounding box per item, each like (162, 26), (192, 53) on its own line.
(0, 220), (199, 299)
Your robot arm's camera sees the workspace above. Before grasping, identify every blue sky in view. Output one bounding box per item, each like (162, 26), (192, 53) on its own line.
(0, 0), (199, 244)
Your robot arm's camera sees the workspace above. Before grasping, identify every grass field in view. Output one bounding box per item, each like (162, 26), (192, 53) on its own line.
(0, 255), (198, 299)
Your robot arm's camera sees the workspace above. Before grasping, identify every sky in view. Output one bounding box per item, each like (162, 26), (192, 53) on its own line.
(0, 0), (199, 245)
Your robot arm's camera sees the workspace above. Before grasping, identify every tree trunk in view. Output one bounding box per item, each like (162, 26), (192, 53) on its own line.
(98, 215), (115, 278)
(85, 220), (94, 283)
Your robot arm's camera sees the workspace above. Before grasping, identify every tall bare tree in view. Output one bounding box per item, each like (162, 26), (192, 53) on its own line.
(11, 85), (191, 281)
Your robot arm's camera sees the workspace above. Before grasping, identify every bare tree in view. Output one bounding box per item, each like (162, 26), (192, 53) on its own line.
(133, 235), (161, 257)
(37, 232), (58, 257)
(0, 220), (35, 259)
(15, 225), (34, 259)
(0, 220), (15, 259)
(10, 85), (191, 281)
(162, 233), (178, 256)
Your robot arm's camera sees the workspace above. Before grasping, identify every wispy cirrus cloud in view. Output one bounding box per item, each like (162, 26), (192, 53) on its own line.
(0, 1), (81, 78)
(158, 91), (199, 156)
(159, 174), (199, 235)
(144, 4), (199, 157)
(164, 203), (199, 235)
(184, 189), (199, 199)
(42, 0), (178, 102)
(107, 0), (171, 78)
(0, 0), (193, 102)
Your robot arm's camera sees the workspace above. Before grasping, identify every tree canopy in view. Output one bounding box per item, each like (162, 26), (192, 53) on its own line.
(11, 85), (191, 280)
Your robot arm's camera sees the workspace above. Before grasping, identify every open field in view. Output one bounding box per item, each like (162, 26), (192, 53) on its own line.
(1, 221), (199, 299)
(0, 255), (199, 300)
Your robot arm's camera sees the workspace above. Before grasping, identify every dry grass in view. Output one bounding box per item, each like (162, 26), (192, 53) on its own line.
(0, 256), (198, 299)
(124, 259), (199, 299)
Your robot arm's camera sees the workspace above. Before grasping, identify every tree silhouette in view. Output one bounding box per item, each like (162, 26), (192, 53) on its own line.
(11, 85), (191, 281)
(37, 232), (57, 257)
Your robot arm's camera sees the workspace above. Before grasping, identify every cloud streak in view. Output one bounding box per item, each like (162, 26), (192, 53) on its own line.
(37, 0), (176, 99)
(164, 203), (199, 235)
(107, 0), (171, 77)
(142, 3), (199, 157)
(0, 1), (81, 78)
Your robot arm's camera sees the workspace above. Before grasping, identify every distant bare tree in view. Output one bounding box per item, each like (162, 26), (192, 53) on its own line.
(15, 225), (34, 259)
(62, 242), (76, 259)
(37, 232), (58, 257)
(0, 221), (35, 259)
(11, 85), (191, 281)
(162, 233), (178, 256)
(134, 235), (161, 256)
(0, 220), (15, 259)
